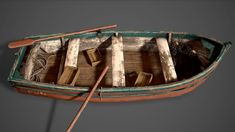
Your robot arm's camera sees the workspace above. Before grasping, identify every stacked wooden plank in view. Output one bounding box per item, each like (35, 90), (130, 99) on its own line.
(57, 38), (80, 86)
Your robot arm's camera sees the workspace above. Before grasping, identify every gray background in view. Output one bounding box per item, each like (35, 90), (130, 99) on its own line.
(0, 0), (234, 132)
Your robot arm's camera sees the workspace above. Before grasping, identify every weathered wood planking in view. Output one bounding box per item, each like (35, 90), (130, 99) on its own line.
(64, 38), (80, 68)
(112, 33), (126, 87)
(57, 38), (80, 85)
(79, 37), (157, 51)
(40, 39), (61, 53)
(57, 37), (66, 82)
(70, 68), (80, 86)
(25, 37), (184, 86)
(156, 38), (177, 83)
(35, 49), (165, 86)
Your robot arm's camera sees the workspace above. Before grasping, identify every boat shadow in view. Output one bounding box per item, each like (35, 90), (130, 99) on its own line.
(45, 99), (57, 132)
(0, 42), (58, 132)
(0, 42), (18, 90)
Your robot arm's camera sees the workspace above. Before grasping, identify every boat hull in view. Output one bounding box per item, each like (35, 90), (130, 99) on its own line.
(15, 75), (208, 102)
(14, 64), (213, 102)
(8, 31), (231, 102)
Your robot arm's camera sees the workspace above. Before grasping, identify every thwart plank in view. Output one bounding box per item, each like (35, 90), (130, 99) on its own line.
(112, 33), (126, 87)
(57, 38), (80, 85)
(156, 38), (177, 83)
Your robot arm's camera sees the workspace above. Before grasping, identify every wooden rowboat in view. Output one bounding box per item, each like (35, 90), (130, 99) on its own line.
(8, 30), (231, 102)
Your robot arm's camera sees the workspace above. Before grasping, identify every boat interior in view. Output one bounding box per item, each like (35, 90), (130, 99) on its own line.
(19, 32), (222, 87)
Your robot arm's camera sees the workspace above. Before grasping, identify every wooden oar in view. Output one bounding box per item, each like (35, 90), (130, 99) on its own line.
(66, 66), (109, 132)
(8, 25), (117, 48)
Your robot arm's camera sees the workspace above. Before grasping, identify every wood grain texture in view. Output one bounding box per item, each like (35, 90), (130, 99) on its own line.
(56, 37), (66, 81)
(22, 37), (205, 87)
(70, 68), (80, 86)
(64, 38), (80, 68)
(112, 34), (126, 87)
(156, 38), (177, 83)
(57, 66), (77, 85)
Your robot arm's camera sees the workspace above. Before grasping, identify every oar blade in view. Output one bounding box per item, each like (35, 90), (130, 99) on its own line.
(8, 38), (36, 48)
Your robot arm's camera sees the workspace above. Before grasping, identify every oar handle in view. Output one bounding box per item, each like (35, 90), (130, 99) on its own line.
(8, 24), (117, 49)
(66, 66), (109, 132)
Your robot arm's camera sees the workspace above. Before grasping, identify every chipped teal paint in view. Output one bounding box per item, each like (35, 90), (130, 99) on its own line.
(11, 68), (210, 93)
(8, 47), (26, 81)
(16, 79), (202, 98)
(8, 31), (232, 95)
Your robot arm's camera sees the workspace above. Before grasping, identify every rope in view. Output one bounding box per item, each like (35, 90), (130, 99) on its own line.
(30, 51), (57, 82)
